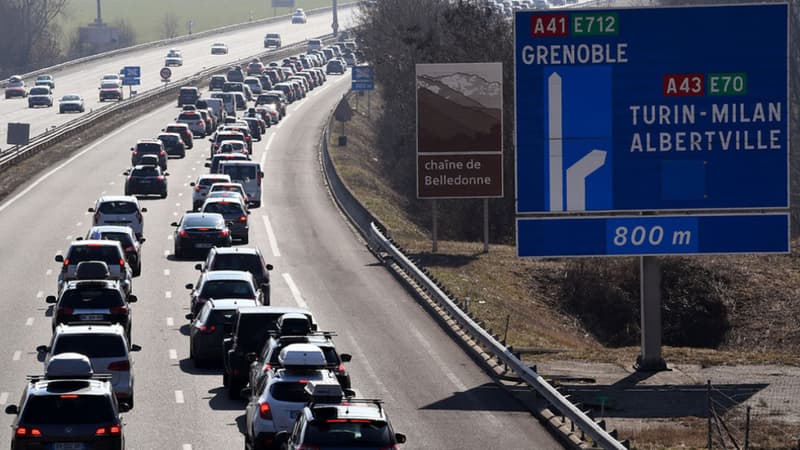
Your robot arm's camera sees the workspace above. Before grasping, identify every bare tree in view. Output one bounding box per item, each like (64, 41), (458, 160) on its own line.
(0, 0), (68, 76)
(161, 12), (180, 39)
(113, 18), (137, 48)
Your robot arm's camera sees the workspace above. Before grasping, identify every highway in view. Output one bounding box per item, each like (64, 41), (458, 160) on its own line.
(0, 7), (564, 450)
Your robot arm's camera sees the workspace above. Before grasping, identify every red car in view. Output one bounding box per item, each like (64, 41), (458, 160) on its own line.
(99, 81), (123, 101)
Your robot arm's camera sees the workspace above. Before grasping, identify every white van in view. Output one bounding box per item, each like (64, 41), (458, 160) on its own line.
(219, 160), (263, 207)
(307, 39), (323, 52)
(200, 97), (226, 123)
(210, 92), (236, 116)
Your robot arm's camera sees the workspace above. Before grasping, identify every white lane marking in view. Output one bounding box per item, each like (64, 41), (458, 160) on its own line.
(167, 234), (174, 240)
(178, 192), (184, 197)
(36, 291), (43, 299)
(0, 113), (152, 213)
(173, 211), (178, 216)
(76, 222), (82, 227)
(12, 351), (21, 361)
(66, 235), (73, 240)
(165, 291), (172, 299)
(164, 250), (170, 257)
(164, 269), (170, 276)
(0, 392), (8, 405)
(175, 390), (184, 404)
(169, 349), (178, 360)
(182, 444), (192, 450)
(262, 215), (280, 257)
(282, 273), (307, 309)
(166, 317), (174, 327)
(45, 269), (52, 276)
(265, 133), (276, 151)
(25, 318), (33, 326)
(175, 203), (181, 207)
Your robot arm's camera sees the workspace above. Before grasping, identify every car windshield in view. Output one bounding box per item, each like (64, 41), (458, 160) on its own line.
(53, 334), (126, 358)
(67, 245), (121, 265)
(305, 419), (392, 446)
(97, 201), (137, 214)
(59, 288), (124, 308)
(199, 280), (254, 299)
(183, 215), (224, 228)
(21, 395), (115, 424)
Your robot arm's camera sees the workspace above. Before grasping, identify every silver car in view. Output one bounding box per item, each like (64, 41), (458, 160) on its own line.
(89, 196), (147, 240)
(190, 174), (232, 210)
(176, 110), (208, 137)
(38, 324), (140, 408)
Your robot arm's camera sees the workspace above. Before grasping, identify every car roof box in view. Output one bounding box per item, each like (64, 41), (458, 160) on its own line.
(277, 313), (311, 336)
(45, 353), (94, 379)
(304, 380), (344, 404)
(279, 343), (326, 370)
(76, 261), (110, 280)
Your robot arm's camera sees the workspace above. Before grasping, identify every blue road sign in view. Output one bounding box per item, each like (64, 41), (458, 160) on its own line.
(514, 5), (788, 214)
(352, 66), (374, 91)
(517, 213), (789, 257)
(122, 66), (141, 79)
(352, 80), (374, 91)
(122, 77), (140, 86)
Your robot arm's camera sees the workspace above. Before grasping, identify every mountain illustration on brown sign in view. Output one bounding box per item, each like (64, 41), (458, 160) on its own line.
(417, 70), (502, 153)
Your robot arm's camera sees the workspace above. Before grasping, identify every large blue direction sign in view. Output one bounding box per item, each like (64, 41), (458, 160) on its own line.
(122, 66), (140, 79)
(515, 5), (788, 214)
(517, 213), (789, 257)
(352, 66), (374, 91)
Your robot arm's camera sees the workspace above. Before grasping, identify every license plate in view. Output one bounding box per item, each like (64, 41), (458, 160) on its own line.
(54, 443), (87, 450)
(139, 180), (152, 184)
(194, 243), (213, 248)
(80, 314), (104, 321)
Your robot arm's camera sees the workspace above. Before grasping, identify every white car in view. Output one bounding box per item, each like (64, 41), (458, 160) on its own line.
(211, 42), (229, 54)
(190, 174), (232, 210)
(291, 8), (307, 24)
(244, 344), (341, 449)
(38, 324), (140, 408)
(102, 73), (122, 83)
(165, 55), (183, 67)
(89, 195), (147, 240)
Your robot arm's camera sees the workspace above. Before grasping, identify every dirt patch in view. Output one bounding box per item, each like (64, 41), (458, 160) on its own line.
(329, 89), (800, 449)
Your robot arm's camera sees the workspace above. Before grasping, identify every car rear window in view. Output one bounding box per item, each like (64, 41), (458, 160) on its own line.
(97, 201), (137, 214)
(202, 202), (245, 216)
(208, 309), (238, 327)
(136, 143), (162, 154)
(178, 112), (200, 120)
(166, 125), (187, 133)
(59, 288), (124, 308)
(101, 82), (119, 89)
(53, 334), (127, 358)
(270, 344), (338, 366)
(21, 395), (115, 424)
(200, 280), (254, 299)
(221, 165), (257, 181)
(67, 245), (122, 265)
(270, 382), (308, 402)
(183, 215), (224, 228)
(199, 177), (229, 187)
(97, 232), (134, 249)
(210, 254), (260, 273)
(159, 134), (180, 143)
(131, 166), (160, 177)
(305, 420), (392, 446)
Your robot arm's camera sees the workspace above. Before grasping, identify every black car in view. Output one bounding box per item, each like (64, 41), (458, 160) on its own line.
(242, 117), (263, 141)
(46, 280), (137, 341)
(326, 59), (345, 75)
(157, 132), (186, 158)
(130, 139), (167, 171)
(210, 75), (227, 91)
(222, 306), (317, 398)
(195, 246), (272, 300)
(171, 212), (232, 258)
(199, 198), (250, 243)
(124, 165), (168, 198)
(177, 86), (200, 107)
(227, 66), (245, 83)
(5, 354), (130, 450)
(187, 298), (257, 367)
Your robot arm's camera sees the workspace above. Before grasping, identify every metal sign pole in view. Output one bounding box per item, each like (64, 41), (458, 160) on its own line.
(483, 198), (489, 253)
(637, 256), (667, 371)
(367, 90), (371, 119)
(432, 200), (438, 253)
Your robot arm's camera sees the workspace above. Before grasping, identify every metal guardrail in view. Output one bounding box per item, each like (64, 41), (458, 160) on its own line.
(0, 2), (356, 88)
(319, 127), (627, 449)
(0, 35), (335, 169)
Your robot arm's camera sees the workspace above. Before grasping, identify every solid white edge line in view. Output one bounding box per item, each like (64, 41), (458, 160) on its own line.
(262, 215), (280, 257)
(282, 273), (307, 309)
(0, 111), (153, 213)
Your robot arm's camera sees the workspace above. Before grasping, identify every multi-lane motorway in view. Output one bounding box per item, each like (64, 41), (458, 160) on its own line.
(0, 7), (564, 450)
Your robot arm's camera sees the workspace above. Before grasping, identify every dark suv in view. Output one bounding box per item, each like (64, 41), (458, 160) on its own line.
(210, 75), (227, 91)
(46, 279), (137, 341)
(4, 354), (130, 450)
(177, 86), (200, 107)
(124, 164), (169, 198)
(195, 247), (272, 300)
(223, 306), (316, 399)
(130, 139), (167, 171)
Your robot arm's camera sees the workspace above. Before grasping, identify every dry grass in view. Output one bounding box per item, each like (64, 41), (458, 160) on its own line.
(328, 88), (800, 449)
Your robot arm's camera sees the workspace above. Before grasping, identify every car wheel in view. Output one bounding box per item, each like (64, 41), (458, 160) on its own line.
(161, 191), (168, 199)
(174, 245), (183, 259)
(133, 265), (141, 277)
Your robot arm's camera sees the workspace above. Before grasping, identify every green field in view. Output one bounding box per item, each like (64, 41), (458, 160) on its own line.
(59, 0), (338, 45)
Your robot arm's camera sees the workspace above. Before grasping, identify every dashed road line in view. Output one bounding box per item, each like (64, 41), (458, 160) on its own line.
(282, 273), (307, 309)
(0, 392), (8, 405)
(25, 318), (33, 326)
(45, 269), (52, 276)
(36, 291), (43, 299)
(169, 349), (177, 360)
(165, 291), (172, 299)
(166, 317), (174, 327)
(262, 215), (280, 257)
(175, 390), (184, 404)
(164, 269), (170, 276)
(76, 222), (82, 227)
(182, 444), (192, 450)
(12, 351), (21, 361)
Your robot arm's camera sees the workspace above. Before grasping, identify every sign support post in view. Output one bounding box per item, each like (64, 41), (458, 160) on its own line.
(483, 199), (489, 253)
(432, 201), (438, 253)
(638, 256), (666, 371)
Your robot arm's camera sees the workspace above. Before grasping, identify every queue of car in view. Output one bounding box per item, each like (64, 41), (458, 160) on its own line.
(3, 33), (402, 450)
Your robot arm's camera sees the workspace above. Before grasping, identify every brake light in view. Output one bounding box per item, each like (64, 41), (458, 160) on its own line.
(179, 230), (188, 237)
(156, 176), (165, 181)
(60, 395), (78, 399)
(336, 364), (346, 375)
(63, 258), (70, 267)
(95, 425), (121, 436)
(132, 150), (138, 156)
(15, 426), (42, 437)
(160, 151), (166, 156)
(110, 305), (128, 314)
(197, 121), (204, 126)
(108, 360), (130, 371)
(124, 246), (135, 252)
(262, 363), (271, 371)
(238, 216), (247, 222)
(194, 185), (202, 192)
(197, 228), (209, 231)
(259, 401), (272, 419)
(297, 445), (320, 450)
(119, 258), (126, 267)
(219, 229), (229, 237)
(200, 324), (216, 333)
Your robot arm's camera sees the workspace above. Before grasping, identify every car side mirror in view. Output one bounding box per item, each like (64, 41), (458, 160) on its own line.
(131, 344), (142, 352)
(119, 402), (132, 413)
(170, 222), (179, 227)
(54, 254), (64, 262)
(190, 182), (196, 186)
(88, 208), (95, 213)
(36, 345), (49, 353)
(265, 264), (273, 271)
(75, 237), (83, 241)
(340, 353), (352, 363)
(395, 433), (406, 444)
(129, 147), (134, 151)
(245, 352), (257, 362)
(204, 163), (211, 168)
(164, 172), (170, 176)
(185, 283), (194, 290)
(140, 208), (147, 213)
(185, 313), (194, 321)
(140, 237), (146, 243)
(259, 171), (264, 177)
(123, 171), (130, 176)
(343, 388), (356, 398)
(45, 295), (57, 304)
(5, 405), (18, 415)
(127, 294), (138, 303)
(208, 138), (214, 142)
(194, 263), (202, 270)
